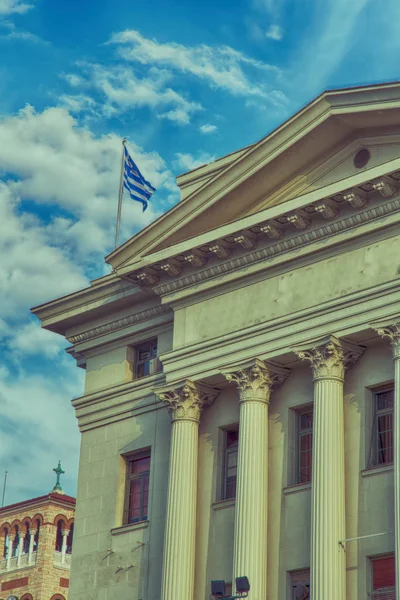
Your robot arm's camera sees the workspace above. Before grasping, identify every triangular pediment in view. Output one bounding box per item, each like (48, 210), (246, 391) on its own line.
(106, 82), (400, 271)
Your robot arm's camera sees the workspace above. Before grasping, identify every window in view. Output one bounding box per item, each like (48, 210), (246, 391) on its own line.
(124, 452), (151, 524)
(66, 522), (74, 553)
(297, 408), (313, 484)
(371, 555), (396, 599)
(368, 388), (394, 467)
(290, 569), (310, 599)
(222, 427), (239, 500)
(55, 520), (63, 551)
(134, 340), (161, 379)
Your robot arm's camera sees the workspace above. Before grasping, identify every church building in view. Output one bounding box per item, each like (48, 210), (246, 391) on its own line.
(0, 465), (75, 599)
(32, 82), (400, 600)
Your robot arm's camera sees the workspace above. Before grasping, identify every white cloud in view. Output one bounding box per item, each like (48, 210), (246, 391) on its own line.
(0, 360), (83, 504)
(266, 25), (283, 40)
(109, 29), (283, 100)
(174, 151), (216, 173)
(63, 62), (202, 124)
(199, 123), (218, 134)
(0, 183), (88, 319)
(0, 104), (176, 503)
(0, 104), (172, 255)
(6, 321), (67, 358)
(0, 0), (32, 15)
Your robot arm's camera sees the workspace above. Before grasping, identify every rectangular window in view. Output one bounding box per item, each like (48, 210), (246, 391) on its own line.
(290, 569), (310, 599)
(124, 453), (151, 524)
(369, 388), (394, 467)
(222, 427), (239, 500)
(371, 555), (396, 599)
(134, 340), (162, 379)
(297, 408), (313, 484)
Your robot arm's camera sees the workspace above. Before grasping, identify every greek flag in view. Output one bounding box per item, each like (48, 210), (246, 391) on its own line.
(123, 145), (156, 212)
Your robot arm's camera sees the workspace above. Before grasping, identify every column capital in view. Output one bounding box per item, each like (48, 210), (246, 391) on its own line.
(29, 529), (37, 536)
(372, 321), (400, 359)
(62, 529), (70, 536)
(156, 380), (219, 423)
(295, 335), (364, 381)
(222, 358), (290, 403)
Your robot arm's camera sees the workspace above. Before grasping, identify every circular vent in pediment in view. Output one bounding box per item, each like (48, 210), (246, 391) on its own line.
(354, 148), (370, 169)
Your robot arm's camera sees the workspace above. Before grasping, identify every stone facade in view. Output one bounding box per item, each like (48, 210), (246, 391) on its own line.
(0, 492), (75, 600)
(32, 82), (400, 600)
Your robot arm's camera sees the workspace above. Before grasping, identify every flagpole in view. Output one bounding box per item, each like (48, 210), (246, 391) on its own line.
(115, 138), (127, 249)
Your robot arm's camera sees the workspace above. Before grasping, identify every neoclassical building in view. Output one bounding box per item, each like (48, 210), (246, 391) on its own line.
(33, 82), (400, 600)
(0, 467), (75, 599)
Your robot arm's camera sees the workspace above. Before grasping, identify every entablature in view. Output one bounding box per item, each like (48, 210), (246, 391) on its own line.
(118, 164), (400, 306)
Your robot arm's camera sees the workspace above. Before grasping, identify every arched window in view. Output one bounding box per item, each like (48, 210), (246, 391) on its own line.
(23, 520), (30, 554)
(50, 595), (65, 600)
(34, 519), (40, 551)
(12, 525), (19, 557)
(55, 520), (63, 552)
(66, 522), (74, 554)
(20, 594), (33, 600)
(3, 528), (8, 559)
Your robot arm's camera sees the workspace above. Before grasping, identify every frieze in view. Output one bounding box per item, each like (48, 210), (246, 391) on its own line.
(67, 305), (172, 344)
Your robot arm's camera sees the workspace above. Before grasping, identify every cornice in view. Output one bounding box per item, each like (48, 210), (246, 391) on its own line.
(67, 304), (172, 345)
(126, 173), (400, 300)
(153, 196), (400, 297)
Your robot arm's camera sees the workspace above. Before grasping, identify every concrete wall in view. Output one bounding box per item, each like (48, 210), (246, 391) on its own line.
(69, 408), (171, 600)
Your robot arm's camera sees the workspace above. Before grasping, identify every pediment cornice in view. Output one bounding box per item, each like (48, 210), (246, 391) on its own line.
(119, 168), (400, 303)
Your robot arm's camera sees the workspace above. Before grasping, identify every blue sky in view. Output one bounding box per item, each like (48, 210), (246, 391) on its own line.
(1, 0), (400, 504)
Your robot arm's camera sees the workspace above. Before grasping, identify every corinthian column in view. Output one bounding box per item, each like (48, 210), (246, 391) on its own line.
(373, 322), (400, 600)
(296, 336), (363, 600)
(223, 359), (289, 600)
(157, 380), (219, 600)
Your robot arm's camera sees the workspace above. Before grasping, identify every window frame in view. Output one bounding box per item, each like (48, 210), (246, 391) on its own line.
(123, 450), (151, 525)
(295, 405), (314, 485)
(368, 385), (394, 468)
(221, 425), (239, 501)
(134, 339), (161, 379)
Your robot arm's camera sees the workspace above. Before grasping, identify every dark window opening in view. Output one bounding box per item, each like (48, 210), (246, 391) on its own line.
(134, 340), (162, 379)
(124, 453), (151, 524)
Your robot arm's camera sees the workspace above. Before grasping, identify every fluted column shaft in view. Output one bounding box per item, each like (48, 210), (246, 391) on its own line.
(312, 376), (346, 599)
(297, 336), (363, 600)
(158, 381), (218, 600)
(374, 323), (400, 600)
(224, 359), (289, 600)
(234, 397), (269, 599)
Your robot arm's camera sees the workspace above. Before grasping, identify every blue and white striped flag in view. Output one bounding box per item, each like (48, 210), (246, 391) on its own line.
(123, 145), (156, 212)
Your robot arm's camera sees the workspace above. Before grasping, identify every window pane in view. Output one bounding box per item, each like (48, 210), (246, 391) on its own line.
(130, 456), (150, 475)
(226, 450), (238, 469)
(298, 410), (313, 484)
(143, 473), (150, 519)
(129, 479), (142, 522)
(376, 390), (394, 411)
(225, 476), (237, 499)
(373, 555), (395, 590)
(377, 413), (393, 464)
(300, 411), (313, 431)
(226, 429), (238, 447)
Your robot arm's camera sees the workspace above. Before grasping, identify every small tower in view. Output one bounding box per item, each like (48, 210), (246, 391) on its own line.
(0, 464), (75, 599)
